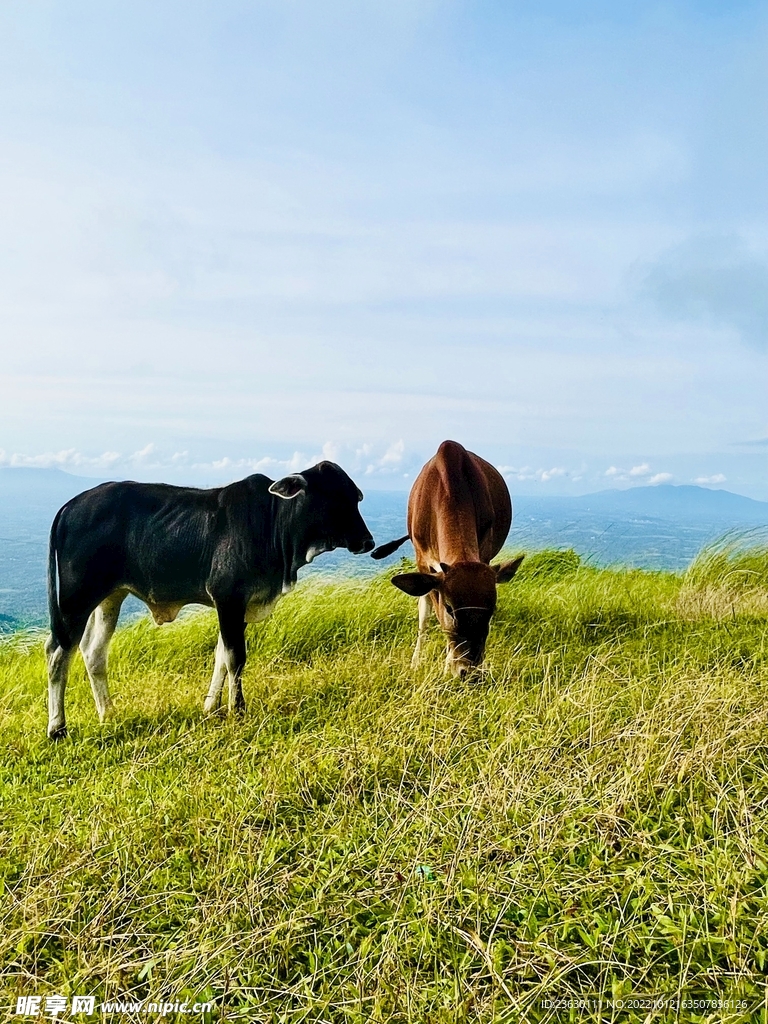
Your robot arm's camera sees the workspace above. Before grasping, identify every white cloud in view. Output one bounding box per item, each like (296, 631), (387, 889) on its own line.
(129, 442), (158, 466)
(0, 448), (122, 470)
(189, 439), (409, 480)
(605, 464), (642, 481)
(0, 444), (306, 479)
(0, 441), (188, 474)
(694, 473), (726, 485)
(319, 441), (341, 463)
(380, 440), (404, 466)
(206, 456), (253, 472)
(365, 439), (405, 475)
(497, 465), (567, 483)
(201, 451), (310, 475)
(603, 463), (674, 486)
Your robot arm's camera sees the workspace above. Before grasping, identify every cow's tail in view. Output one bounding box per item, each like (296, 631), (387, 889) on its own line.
(370, 535), (410, 560)
(47, 505), (70, 650)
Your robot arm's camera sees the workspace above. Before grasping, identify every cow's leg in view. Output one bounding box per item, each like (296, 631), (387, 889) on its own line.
(79, 589), (127, 723)
(46, 635), (74, 740)
(45, 613), (88, 740)
(411, 594), (433, 668)
(216, 603), (247, 715)
(203, 633), (228, 713)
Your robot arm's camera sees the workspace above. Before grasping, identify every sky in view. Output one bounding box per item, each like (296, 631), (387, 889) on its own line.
(0, 0), (766, 496)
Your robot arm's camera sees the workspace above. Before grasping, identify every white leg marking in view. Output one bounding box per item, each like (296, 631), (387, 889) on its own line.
(46, 635), (73, 739)
(79, 591), (126, 723)
(225, 645), (243, 712)
(412, 594), (433, 668)
(204, 633), (227, 713)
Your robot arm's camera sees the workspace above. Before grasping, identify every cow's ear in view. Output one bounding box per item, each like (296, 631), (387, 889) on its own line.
(494, 554), (525, 583)
(391, 572), (440, 597)
(269, 474), (308, 500)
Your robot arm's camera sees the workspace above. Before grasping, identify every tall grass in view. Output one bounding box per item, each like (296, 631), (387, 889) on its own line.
(1, 551), (768, 1022)
(680, 530), (768, 619)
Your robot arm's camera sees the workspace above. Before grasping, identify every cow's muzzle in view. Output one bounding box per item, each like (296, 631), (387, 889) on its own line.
(350, 537), (375, 555)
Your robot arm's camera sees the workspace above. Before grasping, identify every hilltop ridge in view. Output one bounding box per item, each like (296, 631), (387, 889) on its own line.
(556, 484), (768, 519)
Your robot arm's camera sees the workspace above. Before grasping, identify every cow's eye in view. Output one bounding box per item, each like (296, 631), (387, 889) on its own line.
(444, 603), (454, 616)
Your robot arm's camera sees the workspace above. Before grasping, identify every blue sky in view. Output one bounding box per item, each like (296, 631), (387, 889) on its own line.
(0, 1), (766, 495)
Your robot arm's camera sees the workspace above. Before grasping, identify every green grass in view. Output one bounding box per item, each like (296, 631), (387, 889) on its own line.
(2, 549), (768, 1022)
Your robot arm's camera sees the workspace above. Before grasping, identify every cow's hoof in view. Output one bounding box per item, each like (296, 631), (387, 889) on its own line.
(231, 703), (247, 718)
(48, 724), (68, 741)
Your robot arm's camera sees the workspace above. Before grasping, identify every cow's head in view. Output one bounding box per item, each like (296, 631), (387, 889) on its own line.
(269, 461), (375, 563)
(391, 556), (524, 675)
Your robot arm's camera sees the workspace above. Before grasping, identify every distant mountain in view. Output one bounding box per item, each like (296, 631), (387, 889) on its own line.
(0, 467), (87, 485)
(508, 484), (768, 579)
(565, 485), (768, 524)
(0, 467), (102, 500)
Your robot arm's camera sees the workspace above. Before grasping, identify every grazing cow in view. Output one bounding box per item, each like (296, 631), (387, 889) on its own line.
(45, 462), (374, 739)
(371, 440), (523, 675)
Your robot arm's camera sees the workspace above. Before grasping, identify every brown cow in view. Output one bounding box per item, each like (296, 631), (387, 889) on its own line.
(371, 440), (524, 675)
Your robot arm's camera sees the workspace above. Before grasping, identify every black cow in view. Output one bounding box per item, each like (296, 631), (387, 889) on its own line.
(45, 461), (374, 738)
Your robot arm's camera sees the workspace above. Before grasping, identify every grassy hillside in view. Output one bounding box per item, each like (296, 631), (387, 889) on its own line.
(2, 546), (768, 1022)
